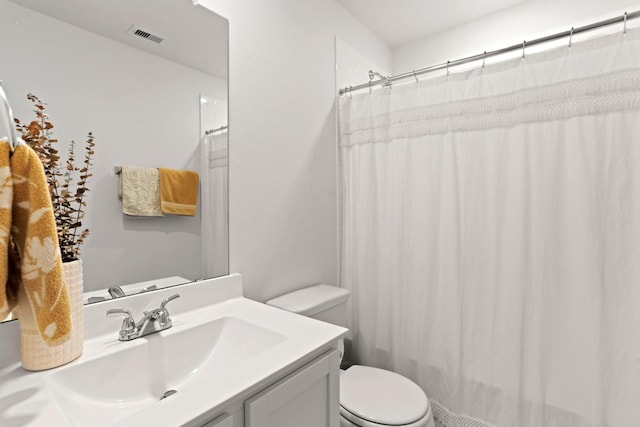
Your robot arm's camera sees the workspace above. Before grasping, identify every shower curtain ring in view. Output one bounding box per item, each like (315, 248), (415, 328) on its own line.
(522, 40), (526, 59)
(446, 61), (450, 77)
(568, 27), (574, 48)
(413, 69), (419, 83)
(623, 12), (628, 34)
(368, 81), (372, 94)
(482, 51), (487, 69)
(349, 86), (353, 98)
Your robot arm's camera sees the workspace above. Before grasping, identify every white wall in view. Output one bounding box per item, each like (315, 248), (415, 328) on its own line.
(0, 0), (226, 291)
(394, 0), (640, 75)
(199, 0), (391, 301)
(336, 37), (392, 91)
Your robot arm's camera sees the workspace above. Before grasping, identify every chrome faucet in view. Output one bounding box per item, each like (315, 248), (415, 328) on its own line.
(107, 294), (180, 341)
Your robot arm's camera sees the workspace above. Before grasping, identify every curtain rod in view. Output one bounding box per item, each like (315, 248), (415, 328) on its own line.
(205, 125), (228, 135)
(339, 10), (640, 96)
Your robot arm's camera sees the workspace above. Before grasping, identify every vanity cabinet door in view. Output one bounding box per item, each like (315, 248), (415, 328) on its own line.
(244, 349), (340, 427)
(202, 412), (235, 427)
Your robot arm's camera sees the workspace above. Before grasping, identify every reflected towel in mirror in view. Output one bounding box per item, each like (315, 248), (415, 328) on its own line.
(119, 166), (163, 217)
(0, 141), (16, 322)
(159, 168), (199, 216)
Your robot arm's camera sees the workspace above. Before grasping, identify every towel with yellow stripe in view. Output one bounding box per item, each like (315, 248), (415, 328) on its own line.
(159, 168), (199, 216)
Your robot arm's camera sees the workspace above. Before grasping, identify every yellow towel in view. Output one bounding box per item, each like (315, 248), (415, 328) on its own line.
(0, 141), (16, 321)
(159, 168), (199, 216)
(9, 144), (71, 345)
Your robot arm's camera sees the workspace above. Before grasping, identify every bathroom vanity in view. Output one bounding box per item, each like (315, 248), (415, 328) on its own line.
(0, 274), (347, 427)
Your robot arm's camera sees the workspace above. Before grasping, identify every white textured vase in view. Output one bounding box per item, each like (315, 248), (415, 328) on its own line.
(18, 259), (84, 371)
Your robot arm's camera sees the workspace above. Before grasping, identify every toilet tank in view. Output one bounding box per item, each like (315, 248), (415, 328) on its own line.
(265, 284), (350, 328)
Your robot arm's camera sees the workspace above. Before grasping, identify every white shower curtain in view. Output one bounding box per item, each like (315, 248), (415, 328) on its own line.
(339, 29), (640, 427)
(201, 131), (228, 279)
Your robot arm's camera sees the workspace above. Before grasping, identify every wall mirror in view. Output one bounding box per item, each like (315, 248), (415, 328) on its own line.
(0, 0), (229, 320)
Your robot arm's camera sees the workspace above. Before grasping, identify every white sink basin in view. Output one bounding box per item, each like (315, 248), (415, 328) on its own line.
(45, 316), (286, 426)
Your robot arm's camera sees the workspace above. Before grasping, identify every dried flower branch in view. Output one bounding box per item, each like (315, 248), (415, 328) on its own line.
(14, 94), (95, 262)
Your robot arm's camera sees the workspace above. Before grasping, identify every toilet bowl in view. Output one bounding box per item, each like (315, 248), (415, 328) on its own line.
(266, 285), (435, 427)
(339, 365), (434, 427)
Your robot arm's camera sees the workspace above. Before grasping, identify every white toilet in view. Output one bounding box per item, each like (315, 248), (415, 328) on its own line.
(266, 285), (435, 427)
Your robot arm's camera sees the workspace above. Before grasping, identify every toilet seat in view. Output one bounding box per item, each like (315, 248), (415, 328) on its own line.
(340, 365), (431, 426)
(340, 405), (434, 427)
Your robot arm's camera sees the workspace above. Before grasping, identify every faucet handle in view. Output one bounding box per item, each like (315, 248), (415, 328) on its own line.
(108, 286), (126, 299)
(107, 308), (136, 339)
(107, 308), (133, 320)
(158, 294), (180, 326)
(160, 294), (180, 311)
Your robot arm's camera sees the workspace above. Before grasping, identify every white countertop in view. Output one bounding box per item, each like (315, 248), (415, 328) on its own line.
(0, 274), (347, 426)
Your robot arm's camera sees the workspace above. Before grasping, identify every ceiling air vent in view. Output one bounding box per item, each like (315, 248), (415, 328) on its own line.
(127, 25), (165, 44)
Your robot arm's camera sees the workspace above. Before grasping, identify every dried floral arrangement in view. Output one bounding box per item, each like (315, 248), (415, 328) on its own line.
(14, 94), (95, 263)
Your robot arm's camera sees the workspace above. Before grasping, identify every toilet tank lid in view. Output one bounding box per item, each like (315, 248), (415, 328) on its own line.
(266, 284), (350, 316)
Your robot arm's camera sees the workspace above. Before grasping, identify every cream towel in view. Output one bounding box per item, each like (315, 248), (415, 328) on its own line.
(159, 168), (199, 216)
(120, 166), (163, 217)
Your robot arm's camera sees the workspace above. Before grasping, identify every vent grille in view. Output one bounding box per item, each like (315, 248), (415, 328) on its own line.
(127, 25), (165, 44)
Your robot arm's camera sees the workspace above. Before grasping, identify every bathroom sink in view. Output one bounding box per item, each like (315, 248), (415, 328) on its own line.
(0, 275), (347, 427)
(44, 316), (286, 426)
